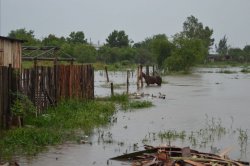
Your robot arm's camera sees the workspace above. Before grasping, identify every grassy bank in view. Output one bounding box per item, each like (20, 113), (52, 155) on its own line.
(0, 100), (116, 160)
(0, 95), (153, 161)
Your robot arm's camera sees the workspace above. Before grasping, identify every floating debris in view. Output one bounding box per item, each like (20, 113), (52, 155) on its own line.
(111, 145), (249, 166)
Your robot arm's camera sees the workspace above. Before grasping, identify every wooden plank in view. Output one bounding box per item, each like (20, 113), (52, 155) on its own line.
(0, 67), (3, 128)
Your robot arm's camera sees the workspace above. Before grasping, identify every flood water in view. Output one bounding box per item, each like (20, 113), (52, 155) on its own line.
(20, 67), (250, 165)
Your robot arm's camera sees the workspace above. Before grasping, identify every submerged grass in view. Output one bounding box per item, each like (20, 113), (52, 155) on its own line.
(0, 100), (116, 160)
(0, 95), (153, 161)
(122, 100), (154, 110)
(97, 94), (154, 111)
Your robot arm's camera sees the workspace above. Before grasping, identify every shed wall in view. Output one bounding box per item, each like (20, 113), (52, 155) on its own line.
(0, 38), (22, 69)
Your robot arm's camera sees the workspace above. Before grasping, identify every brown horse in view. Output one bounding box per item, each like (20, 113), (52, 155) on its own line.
(141, 72), (162, 86)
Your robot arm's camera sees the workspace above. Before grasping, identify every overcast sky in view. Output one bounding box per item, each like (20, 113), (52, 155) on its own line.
(1, 0), (250, 49)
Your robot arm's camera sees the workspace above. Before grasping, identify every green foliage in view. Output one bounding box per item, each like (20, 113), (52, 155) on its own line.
(216, 35), (228, 55)
(228, 48), (245, 61)
(0, 100), (116, 158)
(135, 48), (155, 65)
(109, 94), (129, 103)
(67, 31), (87, 44)
(126, 100), (153, 109)
(27, 100), (115, 131)
(73, 44), (97, 63)
(243, 45), (250, 62)
(165, 37), (206, 72)
(8, 28), (41, 46)
(0, 128), (64, 156)
(150, 34), (172, 68)
(133, 34), (172, 66)
(97, 46), (137, 64)
(106, 30), (129, 48)
(11, 92), (36, 117)
(181, 15), (214, 52)
(42, 34), (66, 46)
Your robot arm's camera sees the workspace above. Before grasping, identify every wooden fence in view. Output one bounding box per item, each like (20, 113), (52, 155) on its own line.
(0, 64), (94, 129)
(0, 65), (19, 129)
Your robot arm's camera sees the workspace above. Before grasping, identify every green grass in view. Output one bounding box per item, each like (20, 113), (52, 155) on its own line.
(0, 100), (115, 159)
(124, 100), (154, 110)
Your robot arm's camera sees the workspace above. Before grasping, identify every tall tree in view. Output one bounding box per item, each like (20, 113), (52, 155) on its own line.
(8, 28), (40, 46)
(215, 35), (228, 55)
(150, 34), (172, 68)
(106, 30), (129, 47)
(165, 36), (206, 72)
(67, 31), (87, 44)
(181, 15), (214, 51)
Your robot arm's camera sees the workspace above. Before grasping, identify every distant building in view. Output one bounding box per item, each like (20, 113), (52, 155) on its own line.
(0, 36), (24, 69)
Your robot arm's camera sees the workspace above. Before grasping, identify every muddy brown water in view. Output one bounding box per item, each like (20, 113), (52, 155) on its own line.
(18, 67), (250, 166)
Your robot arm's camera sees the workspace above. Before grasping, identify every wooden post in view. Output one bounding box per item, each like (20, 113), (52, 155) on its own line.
(105, 66), (109, 82)
(110, 82), (114, 97)
(153, 65), (155, 76)
(7, 64), (12, 129)
(70, 58), (74, 65)
(54, 58), (58, 105)
(137, 66), (140, 89)
(34, 58), (37, 69)
(140, 65), (143, 87)
(146, 65), (149, 76)
(0, 67), (3, 129)
(127, 70), (129, 94)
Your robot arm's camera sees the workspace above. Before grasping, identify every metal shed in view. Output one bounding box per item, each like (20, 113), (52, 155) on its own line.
(0, 36), (24, 69)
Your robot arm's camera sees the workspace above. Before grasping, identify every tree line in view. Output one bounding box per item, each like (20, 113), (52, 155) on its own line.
(7, 15), (250, 72)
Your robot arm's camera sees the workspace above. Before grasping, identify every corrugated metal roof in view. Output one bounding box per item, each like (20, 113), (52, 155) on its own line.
(0, 36), (25, 43)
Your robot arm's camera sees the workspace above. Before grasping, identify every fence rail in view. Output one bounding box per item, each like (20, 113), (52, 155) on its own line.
(0, 64), (94, 129)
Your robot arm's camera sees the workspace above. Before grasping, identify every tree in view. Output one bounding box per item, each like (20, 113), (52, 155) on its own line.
(133, 34), (172, 67)
(243, 45), (250, 62)
(8, 28), (40, 46)
(106, 30), (129, 47)
(181, 15), (214, 52)
(165, 36), (206, 72)
(42, 34), (66, 46)
(228, 48), (244, 61)
(216, 35), (228, 55)
(73, 44), (97, 63)
(67, 31), (87, 44)
(150, 34), (172, 68)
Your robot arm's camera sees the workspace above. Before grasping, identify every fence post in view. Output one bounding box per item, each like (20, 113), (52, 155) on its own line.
(146, 65), (149, 76)
(140, 65), (143, 87)
(54, 58), (58, 105)
(105, 66), (109, 82)
(127, 70), (129, 94)
(137, 66), (140, 89)
(6, 64), (12, 129)
(152, 65), (155, 76)
(110, 82), (114, 97)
